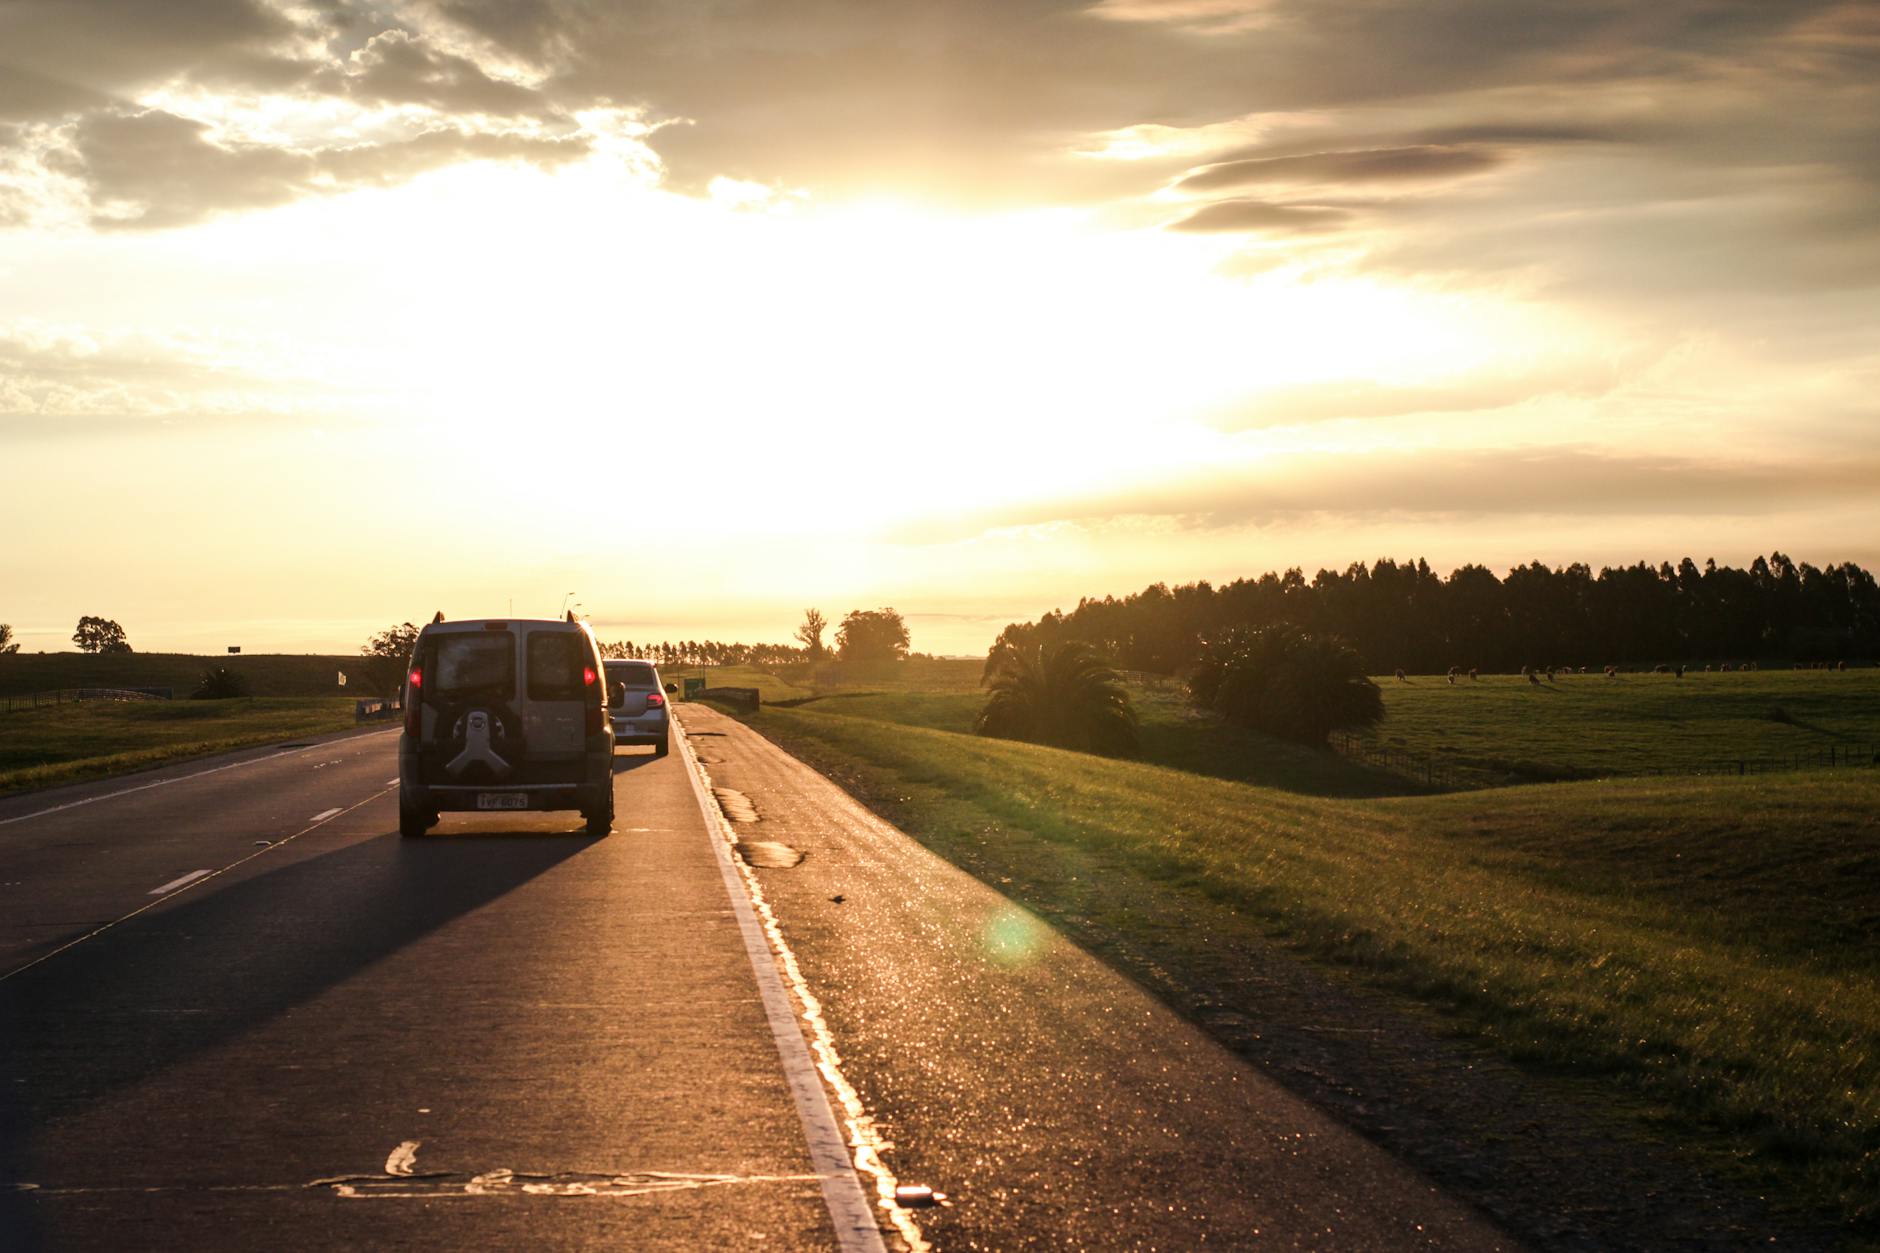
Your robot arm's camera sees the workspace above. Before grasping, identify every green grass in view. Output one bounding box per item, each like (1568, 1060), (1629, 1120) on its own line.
(0, 651), (369, 698)
(1367, 670), (1880, 786)
(723, 683), (1880, 1236)
(0, 697), (362, 795)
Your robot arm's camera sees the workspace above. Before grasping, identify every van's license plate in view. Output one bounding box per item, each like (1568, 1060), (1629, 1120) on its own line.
(476, 793), (527, 810)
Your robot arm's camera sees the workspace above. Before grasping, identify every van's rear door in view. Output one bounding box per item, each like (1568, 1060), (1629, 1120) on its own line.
(523, 630), (587, 755)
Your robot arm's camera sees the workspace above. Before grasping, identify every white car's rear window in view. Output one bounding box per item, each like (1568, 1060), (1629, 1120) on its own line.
(606, 662), (659, 688)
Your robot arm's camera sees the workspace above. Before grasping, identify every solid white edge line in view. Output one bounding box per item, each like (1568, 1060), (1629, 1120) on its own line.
(673, 711), (888, 1253)
(311, 807), (343, 821)
(0, 728), (401, 828)
(148, 868), (214, 896)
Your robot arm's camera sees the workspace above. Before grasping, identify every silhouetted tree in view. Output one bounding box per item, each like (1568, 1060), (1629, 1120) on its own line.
(796, 609), (829, 659)
(976, 639), (1138, 756)
(360, 622), (420, 696)
(73, 616), (131, 654)
(0, 623), (18, 655)
(1189, 625), (1382, 746)
(836, 608), (910, 662)
(991, 554), (1880, 675)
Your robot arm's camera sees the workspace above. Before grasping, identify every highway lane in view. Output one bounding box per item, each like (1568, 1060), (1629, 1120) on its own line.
(1, 731), (858, 1250)
(0, 729), (403, 975)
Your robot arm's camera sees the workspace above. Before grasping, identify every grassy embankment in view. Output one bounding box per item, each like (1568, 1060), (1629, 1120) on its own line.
(713, 663), (1879, 1234)
(0, 651), (365, 698)
(0, 652), (381, 796)
(0, 697), (363, 796)
(1363, 669), (1880, 786)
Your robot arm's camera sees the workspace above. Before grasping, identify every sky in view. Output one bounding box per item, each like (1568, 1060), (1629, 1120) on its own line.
(2, 0), (1876, 657)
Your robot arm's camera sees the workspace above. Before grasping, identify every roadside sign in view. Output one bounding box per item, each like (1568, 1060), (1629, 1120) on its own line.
(227, 646), (241, 654)
(682, 677), (706, 700)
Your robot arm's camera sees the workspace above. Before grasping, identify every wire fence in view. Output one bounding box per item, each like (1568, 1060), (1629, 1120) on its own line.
(1329, 731), (1880, 790)
(0, 686), (173, 714)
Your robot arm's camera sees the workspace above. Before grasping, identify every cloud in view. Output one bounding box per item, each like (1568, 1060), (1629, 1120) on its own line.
(44, 107), (588, 228)
(1178, 145), (1503, 192)
(1166, 198), (1353, 233)
(310, 28), (545, 116)
(890, 445), (1880, 544)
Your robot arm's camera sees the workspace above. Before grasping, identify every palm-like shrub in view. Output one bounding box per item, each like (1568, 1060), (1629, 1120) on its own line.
(1188, 625), (1381, 745)
(976, 639), (1139, 757)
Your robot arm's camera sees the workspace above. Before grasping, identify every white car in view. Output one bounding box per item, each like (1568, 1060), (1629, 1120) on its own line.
(605, 659), (672, 756)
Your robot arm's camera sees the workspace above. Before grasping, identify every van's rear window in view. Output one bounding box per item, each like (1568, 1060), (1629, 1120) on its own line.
(527, 632), (586, 701)
(606, 662), (658, 687)
(432, 633), (514, 698)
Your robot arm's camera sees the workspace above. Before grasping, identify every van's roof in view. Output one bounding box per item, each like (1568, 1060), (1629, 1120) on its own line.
(423, 617), (593, 634)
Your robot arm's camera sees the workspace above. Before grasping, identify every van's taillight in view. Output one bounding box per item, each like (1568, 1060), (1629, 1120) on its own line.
(403, 667), (422, 736)
(645, 692), (665, 707)
(583, 666), (597, 687)
(583, 663), (603, 734)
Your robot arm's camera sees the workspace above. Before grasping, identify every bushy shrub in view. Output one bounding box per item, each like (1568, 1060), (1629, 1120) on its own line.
(1188, 625), (1382, 746)
(976, 639), (1138, 757)
(192, 667), (251, 699)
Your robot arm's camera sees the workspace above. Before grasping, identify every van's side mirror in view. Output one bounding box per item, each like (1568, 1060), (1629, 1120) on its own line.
(664, 682), (678, 694)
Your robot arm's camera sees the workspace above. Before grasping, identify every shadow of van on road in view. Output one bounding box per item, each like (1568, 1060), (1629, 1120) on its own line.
(0, 830), (590, 1206)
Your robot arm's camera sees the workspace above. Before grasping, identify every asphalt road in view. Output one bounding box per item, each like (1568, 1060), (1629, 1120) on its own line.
(1, 713), (1513, 1250)
(1, 729), (839, 1250)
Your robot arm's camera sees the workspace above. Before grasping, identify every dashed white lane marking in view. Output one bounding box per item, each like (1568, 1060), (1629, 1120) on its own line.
(385, 1141), (420, 1177)
(673, 714), (890, 1253)
(149, 869), (213, 896)
(0, 729), (399, 828)
(311, 807), (343, 822)
(385, 778), (399, 786)
(2, 787), (393, 983)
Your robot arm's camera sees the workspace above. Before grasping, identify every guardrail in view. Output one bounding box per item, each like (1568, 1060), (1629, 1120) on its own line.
(0, 686), (172, 713)
(354, 697), (402, 722)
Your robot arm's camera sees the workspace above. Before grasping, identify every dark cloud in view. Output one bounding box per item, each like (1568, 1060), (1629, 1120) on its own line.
(1179, 146), (1503, 192)
(0, 0), (291, 109)
(1166, 199), (1352, 233)
(0, 0), (1873, 314)
(47, 108), (588, 229)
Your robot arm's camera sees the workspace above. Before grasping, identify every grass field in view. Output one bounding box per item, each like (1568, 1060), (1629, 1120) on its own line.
(701, 659), (1880, 1235)
(0, 651), (370, 698)
(1365, 669), (1880, 786)
(0, 697), (362, 795)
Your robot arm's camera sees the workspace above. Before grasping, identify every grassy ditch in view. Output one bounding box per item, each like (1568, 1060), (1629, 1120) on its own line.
(745, 701), (1880, 1236)
(0, 697), (363, 795)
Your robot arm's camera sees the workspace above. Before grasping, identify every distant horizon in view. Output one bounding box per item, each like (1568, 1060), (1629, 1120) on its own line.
(7, 545), (1872, 660)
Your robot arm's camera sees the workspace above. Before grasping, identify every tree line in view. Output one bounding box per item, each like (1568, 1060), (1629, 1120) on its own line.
(991, 554), (1880, 675)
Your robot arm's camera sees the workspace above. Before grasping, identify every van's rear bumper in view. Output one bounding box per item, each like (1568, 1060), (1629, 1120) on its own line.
(399, 734), (613, 814)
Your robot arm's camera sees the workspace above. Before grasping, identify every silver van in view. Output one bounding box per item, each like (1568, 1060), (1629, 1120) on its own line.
(397, 614), (614, 836)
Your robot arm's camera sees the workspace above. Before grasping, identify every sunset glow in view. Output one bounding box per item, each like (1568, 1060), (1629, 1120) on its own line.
(4, 1), (1876, 655)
